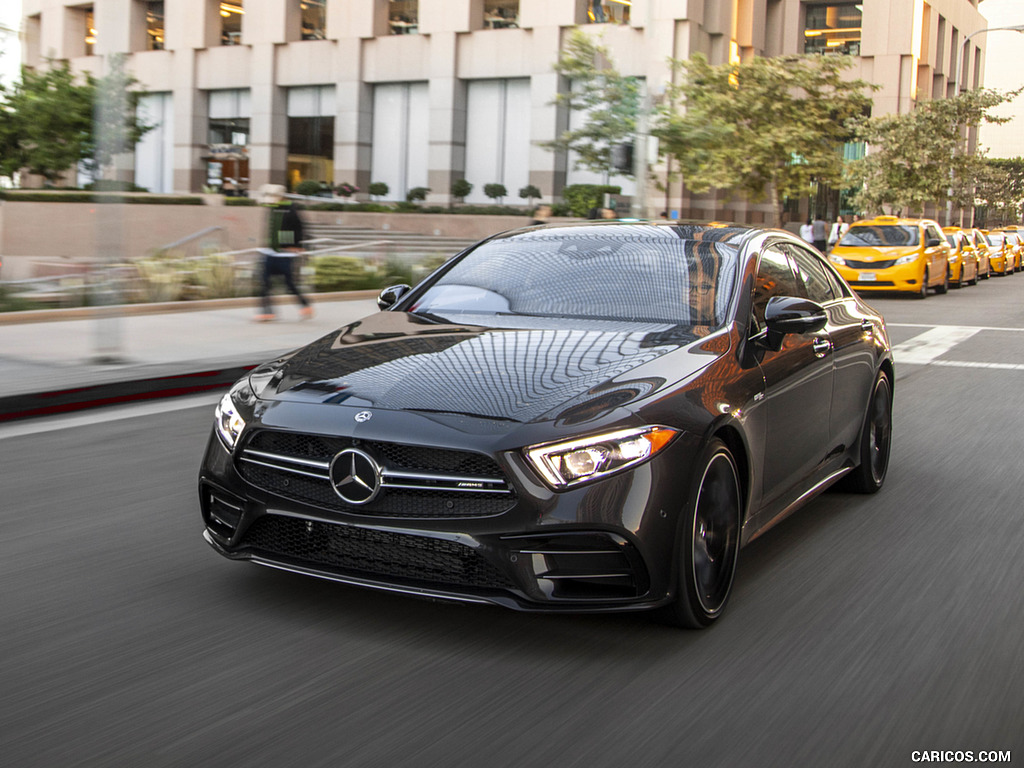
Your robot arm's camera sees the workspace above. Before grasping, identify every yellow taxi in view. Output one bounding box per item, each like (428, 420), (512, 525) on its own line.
(982, 230), (1014, 276)
(941, 226), (979, 288)
(993, 228), (1023, 272)
(829, 215), (953, 298)
(968, 229), (993, 279)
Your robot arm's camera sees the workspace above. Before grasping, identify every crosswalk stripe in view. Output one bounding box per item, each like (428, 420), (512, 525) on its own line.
(892, 326), (982, 365)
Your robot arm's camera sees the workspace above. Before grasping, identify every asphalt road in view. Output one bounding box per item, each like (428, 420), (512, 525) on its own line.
(2, 276), (1024, 767)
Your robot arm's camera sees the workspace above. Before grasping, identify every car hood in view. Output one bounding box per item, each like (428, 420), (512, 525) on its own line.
(833, 245), (920, 259)
(250, 311), (727, 425)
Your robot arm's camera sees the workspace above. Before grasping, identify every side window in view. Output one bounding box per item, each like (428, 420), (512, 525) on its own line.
(787, 244), (839, 304)
(751, 246), (800, 331)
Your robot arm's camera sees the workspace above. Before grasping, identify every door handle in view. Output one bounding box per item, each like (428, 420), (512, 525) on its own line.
(861, 319), (873, 337)
(812, 337), (832, 358)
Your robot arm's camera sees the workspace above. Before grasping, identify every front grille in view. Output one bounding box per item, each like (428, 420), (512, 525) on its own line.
(850, 280), (896, 287)
(239, 514), (517, 591)
(844, 258), (898, 269)
(237, 429), (516, 519)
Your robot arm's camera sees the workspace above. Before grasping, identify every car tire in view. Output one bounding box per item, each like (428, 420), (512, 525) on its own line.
(936, 268), (949, 294)
(841, 371), (892, 494)
(916, 267), (929, 299)
(659, 439), (742, 629)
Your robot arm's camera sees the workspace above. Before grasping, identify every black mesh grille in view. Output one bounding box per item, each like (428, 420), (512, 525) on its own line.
(844, 259), (898, 270)
(239, 515), (517, 591)
(239, 430), (515, 519)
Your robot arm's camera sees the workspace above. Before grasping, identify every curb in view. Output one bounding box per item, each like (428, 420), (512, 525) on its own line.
(0, 364), (256, 423)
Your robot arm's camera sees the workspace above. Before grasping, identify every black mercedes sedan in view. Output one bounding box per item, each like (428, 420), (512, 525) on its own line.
(199, 222), (893, 628)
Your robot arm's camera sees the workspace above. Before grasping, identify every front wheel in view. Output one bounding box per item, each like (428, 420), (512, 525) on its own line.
(935, 267), (950, 294)
(915, 267), (930, 299)
(659, 439), (742, 628)
(842, 371), (892, 494)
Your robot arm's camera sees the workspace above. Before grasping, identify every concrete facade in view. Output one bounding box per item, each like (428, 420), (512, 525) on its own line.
(19, 0), (989, 218)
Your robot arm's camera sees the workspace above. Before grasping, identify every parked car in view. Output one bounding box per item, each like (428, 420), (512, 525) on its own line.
(828, 215), (952, 298)
(199, 222), (894, 628)
(982, 230), (1013, 276)
(992, 228), (1023, 273)
(968, 228), (993, 280)
(941, 226), (979, 288)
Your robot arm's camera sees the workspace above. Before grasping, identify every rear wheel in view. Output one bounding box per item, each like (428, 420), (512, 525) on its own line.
(659, 439), (742, 629)
(842, 371), (892, 494)
(935, 267), (950, 294)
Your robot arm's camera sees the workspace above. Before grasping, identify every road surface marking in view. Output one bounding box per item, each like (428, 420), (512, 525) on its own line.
(892, 326), (982, 365)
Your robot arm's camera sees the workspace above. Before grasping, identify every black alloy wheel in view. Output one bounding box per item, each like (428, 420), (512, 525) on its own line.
(661, 439), (742, 628)
(842, 371), (893, 494)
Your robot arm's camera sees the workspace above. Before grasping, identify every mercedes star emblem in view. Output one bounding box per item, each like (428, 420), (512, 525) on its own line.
(354, 411), (372, 423)
(328, 448), (382, 505)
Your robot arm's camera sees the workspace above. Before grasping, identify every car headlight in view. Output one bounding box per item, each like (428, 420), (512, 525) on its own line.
(525, 426), (680, 489)
(214, 380), (256, 450)
(894, 254), (918, 266)
(828, 255), (846, 266)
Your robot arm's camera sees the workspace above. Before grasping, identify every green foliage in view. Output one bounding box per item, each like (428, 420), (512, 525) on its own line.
(653, 53), (875, 227)
(451, 178), (473, 201)
(0, 190), (203, 204)
(312, 256), (377, 291)
(543, 29), (641, 178)
(0, 57), (152, 185)
(368, 181), (389, 198)
(295, 180), (324, 196)
(133, 251), (189, 303)
(192, 253), (241, 298)
(974, 157), (1024, 226)
(519, 184), (541, 203)
(845, 88), (1021, 217)
(225, 197), (258, 206)
(561, 183), (621, 217)
(483, 183), (507, 202)
(406, 186), (430, 203)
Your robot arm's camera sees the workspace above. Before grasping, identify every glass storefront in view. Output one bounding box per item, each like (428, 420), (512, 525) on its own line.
(803, 3), (862, 55)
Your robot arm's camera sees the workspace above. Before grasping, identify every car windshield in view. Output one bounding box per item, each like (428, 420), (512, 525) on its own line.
(945, 234), (957, 247)
(410, 227), (741, 328)
(988, 232), (1005, 246)
(839, 225), (921, 247)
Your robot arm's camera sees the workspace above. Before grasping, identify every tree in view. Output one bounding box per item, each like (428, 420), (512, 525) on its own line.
(542, 28), (641, 179)
(974, 157), (1024, 227)
(451, 178), (472, 203)
(519, 184), (541, 205)
(846, 88), (1020, 218)
(653, 53), (875, 227)
(0, 57), (151, 186)
(483, 183), (507, 203)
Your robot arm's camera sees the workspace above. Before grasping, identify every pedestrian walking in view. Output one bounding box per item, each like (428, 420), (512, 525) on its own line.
(828, 215), (849, 250)
(812, 214), (828, 253)
(255, 183), (314, 322)
(800, 218), (814, 243)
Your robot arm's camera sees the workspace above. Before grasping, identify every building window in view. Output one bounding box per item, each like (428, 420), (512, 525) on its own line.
(83, 6), (97, 55)
(803, 3), (862, 55)
(220, 1), (243, 45)
(207, 89), (251, 194)
(371, 83), (428, 201)
(301, 0), (326, 40)
(484, 0), (519, 29)
(146, 1), (165, 50)
(389, 0), (418, 34)
(287, 86), (335, 190)
(587, 0), (630, 25)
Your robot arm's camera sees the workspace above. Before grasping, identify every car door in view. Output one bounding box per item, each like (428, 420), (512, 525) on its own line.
(786, 242), (876, 459)
(924, 222), (949, 282)
(751, 244), (834, 508)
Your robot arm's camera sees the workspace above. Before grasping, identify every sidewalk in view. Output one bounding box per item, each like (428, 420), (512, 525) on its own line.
(0, 292), (379, 421)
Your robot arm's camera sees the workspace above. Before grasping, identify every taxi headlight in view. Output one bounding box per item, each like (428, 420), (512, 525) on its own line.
(828, 255), (847, 266)
(894, 254), (918, 266)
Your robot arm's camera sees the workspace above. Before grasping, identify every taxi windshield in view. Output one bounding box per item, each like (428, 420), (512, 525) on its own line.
(839, 225), (920, 247)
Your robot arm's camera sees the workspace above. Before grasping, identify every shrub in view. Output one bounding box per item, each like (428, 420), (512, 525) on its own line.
(368, 181), (389, 198)
(225, 197), (257, 206)
(295, 180), (325, 197)
(335, 182), (359, 197)
(451, 179), (473, 202)
(519, 184), (541, 204)
(312, 256), (376, 292)
(561, 184), (621, 217)
(483, 183), (507, 203)
(406, 186), (430, 203)
(192, 253), (240, 298)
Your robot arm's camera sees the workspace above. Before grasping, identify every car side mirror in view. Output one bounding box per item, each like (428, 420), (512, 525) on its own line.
(926, 236), (942, 247)
(756, 296), (828, 351)
(377, 283), (411, 311)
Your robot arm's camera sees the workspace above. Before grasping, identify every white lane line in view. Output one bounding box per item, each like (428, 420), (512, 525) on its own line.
(888, 322), (1024, 333)
(892, 326), (982, 365)
(931, 360), (1024, 372)
(0, 393), (221, 441)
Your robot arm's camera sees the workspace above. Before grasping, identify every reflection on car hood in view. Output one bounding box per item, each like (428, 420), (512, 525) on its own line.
(833, 245), (920, 259)
(253, 311), (726, 424)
